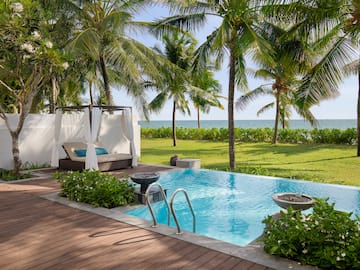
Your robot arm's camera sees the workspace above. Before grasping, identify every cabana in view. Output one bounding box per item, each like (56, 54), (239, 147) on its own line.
(50, 105), (137, 171)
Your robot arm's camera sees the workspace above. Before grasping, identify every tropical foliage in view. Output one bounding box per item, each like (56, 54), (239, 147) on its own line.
(264, 0), (359, 152)
(152, 0), (271, 169)
(0, 0), (68, 175)
(1, 0), (359, 174)
(149, 31), (222, 146)
(65, 0), (167, 114)
(141, 127), (357, 145)
(55, 170), (135, 208)
(262, 198), (360, 269)
(236, 22), (316, 143)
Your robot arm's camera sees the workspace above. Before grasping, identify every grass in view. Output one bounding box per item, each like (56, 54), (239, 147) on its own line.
(139, 138), (360, 187)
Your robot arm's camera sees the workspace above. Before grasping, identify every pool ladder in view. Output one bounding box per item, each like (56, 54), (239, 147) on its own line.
(145, 183), (196, 234)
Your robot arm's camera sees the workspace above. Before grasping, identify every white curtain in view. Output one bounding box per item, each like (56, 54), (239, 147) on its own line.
(84, 107), (101, 170)
(122, 109), (137, 167)
(50, 110), (63, 167)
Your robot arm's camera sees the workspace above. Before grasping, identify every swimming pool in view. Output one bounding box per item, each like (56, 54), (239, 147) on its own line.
(125, 169), (360, 247)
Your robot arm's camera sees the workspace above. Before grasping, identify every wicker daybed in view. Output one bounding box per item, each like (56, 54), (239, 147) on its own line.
(59, 142), (132, 171)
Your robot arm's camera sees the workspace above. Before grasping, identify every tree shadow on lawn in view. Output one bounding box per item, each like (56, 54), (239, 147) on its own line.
(141, 145), (228, 158)
(199, 161), (327, 182)
(237, 142), (356, 157)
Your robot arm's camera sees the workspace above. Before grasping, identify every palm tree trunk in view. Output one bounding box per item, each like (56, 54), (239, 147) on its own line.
(172, 101), (177, 147)
(228, 42), (236, 170)
(99, 55), (112, 106)
(272, 89), (280, 144)
(197, 107), (200, 128)
(357, 66), (360, 156)
(89, 82), (94, 105)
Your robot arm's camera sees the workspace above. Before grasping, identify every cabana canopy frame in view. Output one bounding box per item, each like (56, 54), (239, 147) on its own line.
(51, 105), (137, 171)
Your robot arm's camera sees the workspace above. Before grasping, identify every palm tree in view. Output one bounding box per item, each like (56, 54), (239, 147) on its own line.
(149, 32), (197, 146)
(236, 22), (316, 143)
(153, 0), (270, 169)
(191, 68), (224, 128)
(265, 0), (359, 152)
(66, 0), (166, 111)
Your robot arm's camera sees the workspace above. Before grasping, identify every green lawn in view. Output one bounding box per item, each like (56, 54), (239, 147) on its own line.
(139, 138), (360, 187)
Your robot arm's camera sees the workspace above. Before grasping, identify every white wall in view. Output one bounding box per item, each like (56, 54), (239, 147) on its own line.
(0, 113), (141, 170)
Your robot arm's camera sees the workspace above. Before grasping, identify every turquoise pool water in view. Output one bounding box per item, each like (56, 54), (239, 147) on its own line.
(125, 169), (360, 247)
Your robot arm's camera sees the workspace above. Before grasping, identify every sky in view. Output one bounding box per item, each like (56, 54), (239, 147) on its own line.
(110, 6), (358, 121)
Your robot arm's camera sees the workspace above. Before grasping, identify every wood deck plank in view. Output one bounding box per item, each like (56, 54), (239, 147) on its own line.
(0, 165), (275, 270)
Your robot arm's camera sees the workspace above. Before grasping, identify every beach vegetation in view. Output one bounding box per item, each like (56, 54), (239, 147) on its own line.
(236, 22), (317, 144)
(55, 170), (135, 208)
(141, 127), (357, 145)
(153, 1), (272, 170)
(63, 0), (167, 109)
(149, 31), (223, 146)
(262, 198), (360, 269)
(0, 0), (68, 176)
(266, 0), (359, 155)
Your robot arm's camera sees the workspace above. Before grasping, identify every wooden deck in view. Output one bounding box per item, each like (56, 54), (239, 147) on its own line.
(0, 165), (275, 270)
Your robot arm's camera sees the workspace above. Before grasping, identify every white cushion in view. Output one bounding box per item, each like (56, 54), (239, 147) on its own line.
(62, 142), (132, 162)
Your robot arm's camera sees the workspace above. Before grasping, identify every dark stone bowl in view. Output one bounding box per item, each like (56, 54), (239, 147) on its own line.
(272, 193), (315, 210)
(130, 172), (160, 185)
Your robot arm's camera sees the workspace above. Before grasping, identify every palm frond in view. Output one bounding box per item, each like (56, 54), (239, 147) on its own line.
(257, 102), (274, 117)
(67, 28), (101, 60)
(235, 85), (273, 110)
(297, 36), (357, 105)
(150, 13), (207, 38)
(148, 92), (168, 112)
(192, 29), (220, 71)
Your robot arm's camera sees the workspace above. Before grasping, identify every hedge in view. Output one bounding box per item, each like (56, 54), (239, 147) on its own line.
(141, 127), (357, 145)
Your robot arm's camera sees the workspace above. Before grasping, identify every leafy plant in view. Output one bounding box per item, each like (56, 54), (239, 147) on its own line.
(141, 127), (357, 145)
(262, 198), (360, 269)
(55, 170), (135, 208)
(0, 168), (33, 181)
(21, 162), (51, 170)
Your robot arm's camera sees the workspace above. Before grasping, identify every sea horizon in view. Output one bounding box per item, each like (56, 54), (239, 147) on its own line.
(139, 119), (357, 130)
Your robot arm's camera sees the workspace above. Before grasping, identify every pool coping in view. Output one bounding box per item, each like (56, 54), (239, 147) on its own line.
(42, 192), (316, 270)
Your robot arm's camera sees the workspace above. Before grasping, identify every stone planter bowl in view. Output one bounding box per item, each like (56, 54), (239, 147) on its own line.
(272, 193), (315, 211)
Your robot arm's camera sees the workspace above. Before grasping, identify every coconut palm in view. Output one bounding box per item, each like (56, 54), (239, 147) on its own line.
(236, 22), (316, 143)
(65, 0), (166, 113)
(149, 31), (198, 146)
(191, 68), (224, 128)
(152, 0), (270, 169)
(265, 0), (359, 152)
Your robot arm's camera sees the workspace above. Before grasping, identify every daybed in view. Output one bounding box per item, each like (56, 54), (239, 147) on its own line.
(59, 142), (132, 171)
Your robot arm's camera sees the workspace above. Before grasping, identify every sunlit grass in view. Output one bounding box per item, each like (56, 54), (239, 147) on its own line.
(140, 139), (360, 186)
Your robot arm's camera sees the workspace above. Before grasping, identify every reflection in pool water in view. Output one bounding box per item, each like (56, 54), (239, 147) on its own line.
(126, 169), (360, 247)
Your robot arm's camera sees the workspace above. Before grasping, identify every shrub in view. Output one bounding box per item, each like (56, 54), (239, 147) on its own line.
(262, 198), (360, 269)
(0, 168), (33, 181)
(55, 170), (135, 208)
(141, 127), (357, 145)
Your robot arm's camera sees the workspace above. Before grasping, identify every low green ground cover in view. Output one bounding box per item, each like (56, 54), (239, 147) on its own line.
(262, 198), (360, 269)
(140, 139), (360, 186)
(55, 170), (135, 208)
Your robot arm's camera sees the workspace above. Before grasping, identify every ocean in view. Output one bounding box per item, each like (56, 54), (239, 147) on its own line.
(138, 119), (357, 130)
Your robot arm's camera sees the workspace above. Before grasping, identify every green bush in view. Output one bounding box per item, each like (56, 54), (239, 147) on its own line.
(55, 170), (135, 208)
(141, 127), (357, 145)
(0, 168), (33, 181)
(262, 198), (360, 269)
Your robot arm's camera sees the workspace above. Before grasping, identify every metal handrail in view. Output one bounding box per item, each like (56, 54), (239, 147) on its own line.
(145, 182), (170, 228)
(170, 188), (196, 234)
